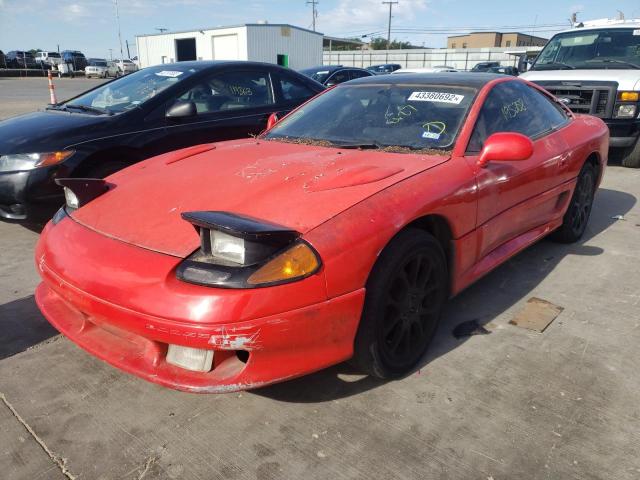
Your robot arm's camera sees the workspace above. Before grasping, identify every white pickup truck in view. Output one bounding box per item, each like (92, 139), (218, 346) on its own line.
(521, 19), (640, 167)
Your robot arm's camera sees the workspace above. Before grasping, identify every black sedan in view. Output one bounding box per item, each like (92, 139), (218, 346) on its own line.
(0, 61), (324, 224)
(299, 65), (373, 86)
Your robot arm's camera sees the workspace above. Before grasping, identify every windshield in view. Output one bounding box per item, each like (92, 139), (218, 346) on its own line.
(88, 60), (107, 66)
(48, 52), (61, 58)
(264, 83), (476, 151)
(532, 28), (640, 70)
(65, 66), (198, 114)
(300, 68), (332, 83)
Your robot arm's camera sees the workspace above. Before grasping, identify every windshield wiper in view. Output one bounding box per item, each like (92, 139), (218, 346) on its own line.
(65, 104), (113, 115)
(333, 141), (383, 149)
(584, 59), (640, 69)
(532, 62), (575, 70)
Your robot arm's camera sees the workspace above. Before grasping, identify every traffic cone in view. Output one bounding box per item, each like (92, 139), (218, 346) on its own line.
(47, 70), (58, 104)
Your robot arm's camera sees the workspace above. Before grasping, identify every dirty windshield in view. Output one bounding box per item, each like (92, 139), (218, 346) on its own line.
(532, 28), (640, 70)
(63, 66), (199, 114)
(265, 84), (476, 151)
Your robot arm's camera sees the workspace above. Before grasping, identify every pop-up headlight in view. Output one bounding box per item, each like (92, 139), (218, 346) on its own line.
(55, 178), (110, 211)
(177, 211), (321, 288)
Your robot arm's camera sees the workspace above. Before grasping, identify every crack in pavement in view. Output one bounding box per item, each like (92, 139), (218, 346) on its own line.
(0, 392), (78, 480)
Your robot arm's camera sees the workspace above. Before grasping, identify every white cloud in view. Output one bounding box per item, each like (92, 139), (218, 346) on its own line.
(61, 2), (92, 20)
(320, 0), (430, 36)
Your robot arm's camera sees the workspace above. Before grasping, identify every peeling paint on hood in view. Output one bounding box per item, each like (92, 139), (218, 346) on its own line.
(71, 139), (449, 257)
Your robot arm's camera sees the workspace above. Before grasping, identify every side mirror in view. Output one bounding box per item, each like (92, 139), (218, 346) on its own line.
(477, 132), (533, 168)
(166, 100), (197, 119)
(266, 112), (280, 130)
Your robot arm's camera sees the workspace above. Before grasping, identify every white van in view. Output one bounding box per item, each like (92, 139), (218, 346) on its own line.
(34, 51), (62, 67)
(521, 19), (640, 167)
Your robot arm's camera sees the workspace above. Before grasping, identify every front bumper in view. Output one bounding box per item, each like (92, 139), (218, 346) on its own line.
(0, 166), (66, 223)
(604, 118), (640, 148)
(35, 217), (364, 393)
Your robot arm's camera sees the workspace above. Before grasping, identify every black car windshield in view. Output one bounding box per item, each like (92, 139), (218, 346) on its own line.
(532, 28), (640, 70)
(299, 68), (333, 83)
(264, 83), (476, 151)
(65, 66), (199, 114)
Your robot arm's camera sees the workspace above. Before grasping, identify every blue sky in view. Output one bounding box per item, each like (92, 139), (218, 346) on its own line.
(1, 0), (639, 58)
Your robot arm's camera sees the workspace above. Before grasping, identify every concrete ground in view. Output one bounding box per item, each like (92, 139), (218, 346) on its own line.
(1, 78), (640, 480)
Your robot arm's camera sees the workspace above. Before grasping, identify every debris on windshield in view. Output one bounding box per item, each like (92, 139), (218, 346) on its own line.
(266, 136), (450, 155)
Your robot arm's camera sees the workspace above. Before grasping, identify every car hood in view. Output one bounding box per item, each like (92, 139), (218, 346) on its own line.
(521, 69), (640, 91)
(71, 139), (449, 257)
(0, 110), (108, 153)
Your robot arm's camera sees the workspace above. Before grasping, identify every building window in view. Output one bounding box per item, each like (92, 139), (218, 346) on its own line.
(462, 42), (467, 49)
(452, 43), (456, 48)
(505, 40), (511, 47)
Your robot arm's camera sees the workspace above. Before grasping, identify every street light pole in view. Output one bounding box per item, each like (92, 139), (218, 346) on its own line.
(382, 1), (398, 50)
(114, 0), (124, 60)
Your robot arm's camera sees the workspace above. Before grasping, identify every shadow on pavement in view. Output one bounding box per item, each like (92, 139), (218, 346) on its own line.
(0, 295), (58, 360)
(255, 187), (636, 403)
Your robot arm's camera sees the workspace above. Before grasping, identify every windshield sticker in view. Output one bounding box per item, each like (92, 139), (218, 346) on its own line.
(502, 98), (527, 120)
(634, 30), (640, 36)
(385, 104), (417, 124)
(408, 91), (464, 104)
(421, 121), (446, 140)
(155, 70), (184, 77)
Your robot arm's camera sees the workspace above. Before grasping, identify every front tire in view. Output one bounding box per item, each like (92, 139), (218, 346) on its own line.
(621, 139), (640, 168)
(352, 229), (448, 378)
(552, 162), (596, 243)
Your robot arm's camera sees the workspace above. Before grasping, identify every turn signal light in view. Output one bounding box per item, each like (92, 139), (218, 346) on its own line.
(247, 243), (320, 286)
(618, 91), (639, 102)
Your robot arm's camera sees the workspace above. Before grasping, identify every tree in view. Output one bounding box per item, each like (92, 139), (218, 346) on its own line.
(368, 37), (413, 50)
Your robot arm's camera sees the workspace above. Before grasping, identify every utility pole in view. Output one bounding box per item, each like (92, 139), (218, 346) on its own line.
(570, 11), (579, 26)
(306, 0), (318, 31)
(382, 1), (398, 50)
(114, 0), (124, 60)
(109, 48), (113, 60)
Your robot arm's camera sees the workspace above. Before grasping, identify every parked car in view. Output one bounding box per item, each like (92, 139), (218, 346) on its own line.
(34, 73), (607, 392)
(116, 59), (138, 75)
(470, 61), (501, 72)
(366, 63), (402, 74)
(60, 50), (87, 71)
(488, 65), (519, 76)
(392, 66), (458, 74)
(85, 58), (117, 78)
(34, 51), (62, 68)
(0, 50), (5, 68)
(5, 51), (37, 69)
(0, 61), (324, 224)
(299, 65), (373, 86)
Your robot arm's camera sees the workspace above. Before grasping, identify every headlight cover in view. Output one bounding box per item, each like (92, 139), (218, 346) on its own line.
(0, 151), (74, 172)
(177, 211), (322, 288)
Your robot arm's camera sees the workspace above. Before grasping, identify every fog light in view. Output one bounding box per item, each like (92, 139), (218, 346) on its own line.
(166, 344), (214, 372)
(615, 104), (637, 118)
(63, 187), (79, 210)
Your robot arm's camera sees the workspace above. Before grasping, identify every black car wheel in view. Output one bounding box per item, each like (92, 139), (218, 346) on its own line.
(352, 229), (448, 378)
(552, 162), (596, 243)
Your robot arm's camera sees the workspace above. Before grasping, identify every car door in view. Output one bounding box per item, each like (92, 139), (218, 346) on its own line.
(160, 67), (279, 151)
(272, 70), (322, 114)
(325, 70), (350, 86)
(465, 80), (572, 259)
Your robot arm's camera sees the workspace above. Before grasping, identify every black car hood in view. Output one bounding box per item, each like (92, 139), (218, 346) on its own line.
(0, 110), (113, 154)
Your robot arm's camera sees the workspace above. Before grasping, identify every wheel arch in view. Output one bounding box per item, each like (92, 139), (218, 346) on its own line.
(72, 146), (142, 177)
(403, 214), (454, 279)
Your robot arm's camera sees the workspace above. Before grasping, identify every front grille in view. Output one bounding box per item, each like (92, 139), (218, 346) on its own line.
(534, 81), (617, 119)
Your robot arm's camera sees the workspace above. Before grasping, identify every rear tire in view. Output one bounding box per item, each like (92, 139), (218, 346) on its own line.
(352, 229), (448, 378)
(621, 139), (640, 168)
(552, 162), (596, 243)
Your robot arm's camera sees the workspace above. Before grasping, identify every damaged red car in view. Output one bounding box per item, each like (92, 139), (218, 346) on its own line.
(35, 73), (608, 393)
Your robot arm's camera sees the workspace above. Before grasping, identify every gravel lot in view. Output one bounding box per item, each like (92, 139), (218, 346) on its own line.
(1, 77), (640, 480)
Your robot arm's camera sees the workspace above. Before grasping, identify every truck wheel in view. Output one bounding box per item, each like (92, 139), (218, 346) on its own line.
(621, 138), (640, 168)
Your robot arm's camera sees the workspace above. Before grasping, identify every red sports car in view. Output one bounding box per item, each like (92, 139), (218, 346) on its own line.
(35, 73), (608, 393)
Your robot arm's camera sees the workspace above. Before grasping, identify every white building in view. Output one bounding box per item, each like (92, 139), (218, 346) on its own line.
(136, 23), (322, 69)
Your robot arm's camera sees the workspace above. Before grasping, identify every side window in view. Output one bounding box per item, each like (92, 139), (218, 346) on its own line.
(328, 70), (349, 85)
(177, 70), (274, 115)
(279, 74), (316, 102)
(350, 70), (371, 80)
(467, 81), (569, 153)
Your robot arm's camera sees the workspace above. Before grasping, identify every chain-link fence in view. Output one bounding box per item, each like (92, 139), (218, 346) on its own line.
(323, 47), (543, 71)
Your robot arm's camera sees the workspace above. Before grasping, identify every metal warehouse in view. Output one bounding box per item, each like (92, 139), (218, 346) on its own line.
(136, 23), (323, 69)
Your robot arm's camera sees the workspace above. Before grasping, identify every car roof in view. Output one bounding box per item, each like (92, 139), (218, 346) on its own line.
(152, 60), (293, 71)
(346, 72), (502, 88)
